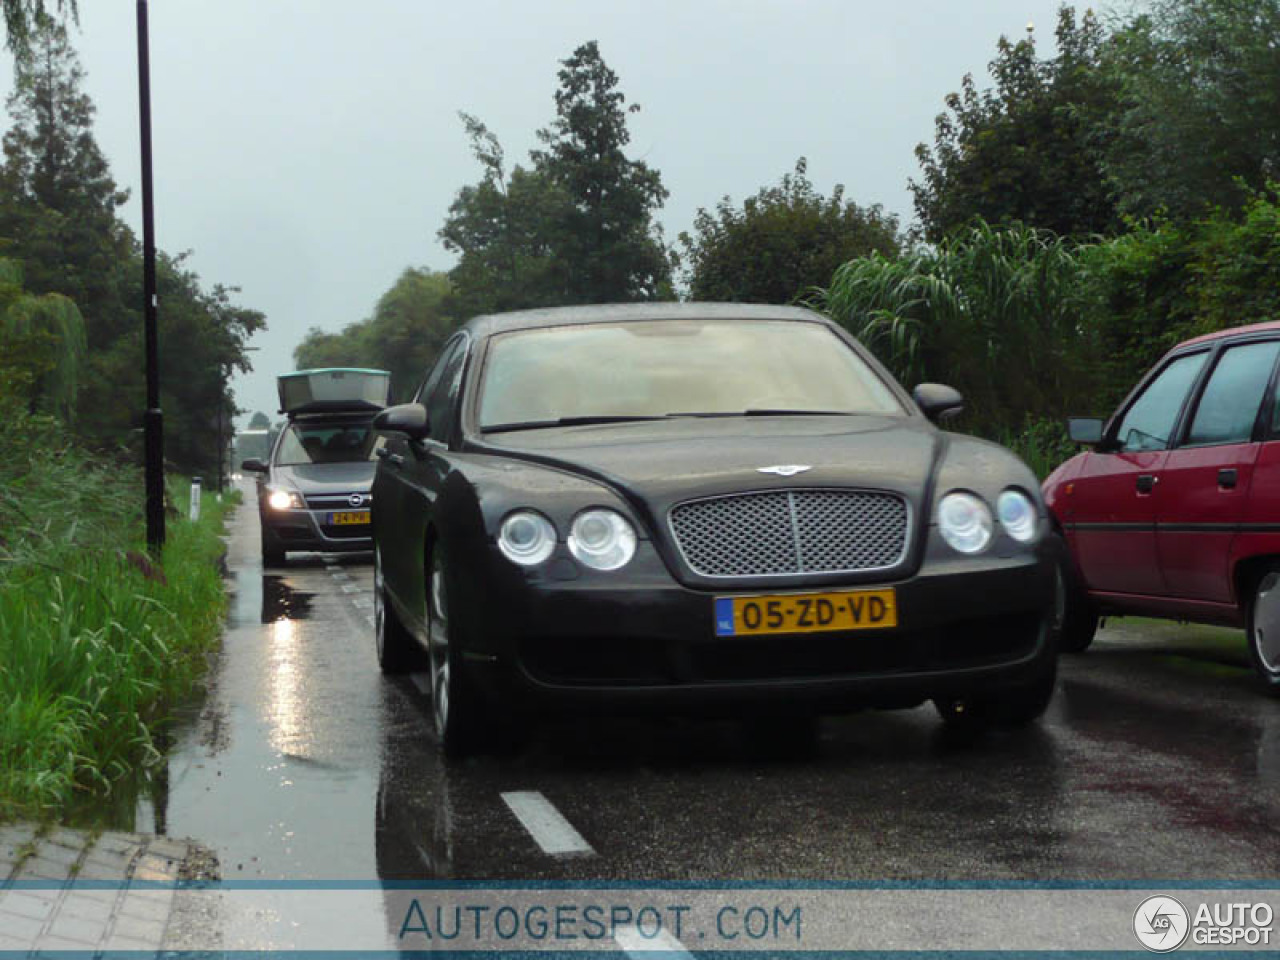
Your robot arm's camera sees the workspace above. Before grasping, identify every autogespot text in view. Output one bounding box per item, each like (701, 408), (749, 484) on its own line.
(398, 900), (802, 946)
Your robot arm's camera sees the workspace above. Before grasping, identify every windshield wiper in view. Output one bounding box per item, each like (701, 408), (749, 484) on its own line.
(480, 414), (670, 434)
(666, 409), (855, 418)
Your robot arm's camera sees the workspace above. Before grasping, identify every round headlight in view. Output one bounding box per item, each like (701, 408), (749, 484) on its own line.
(997, 489), (1039, 543)
(937, 492), (993, 554)
(568, 509), (637, 571)
(498, 511), (557, 566)
(267, 489), (294, 511)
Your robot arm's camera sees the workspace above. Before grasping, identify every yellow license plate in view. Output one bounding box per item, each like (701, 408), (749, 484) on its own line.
(330, 511), (370, 525)
(714, 588), (897, 637)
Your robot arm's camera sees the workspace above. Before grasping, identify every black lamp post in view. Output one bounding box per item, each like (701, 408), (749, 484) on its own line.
(137, 0), (164, 551)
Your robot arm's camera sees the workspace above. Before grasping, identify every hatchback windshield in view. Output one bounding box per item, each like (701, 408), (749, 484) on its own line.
(478, 319), (903, 430)
(275, 421), (380, 465)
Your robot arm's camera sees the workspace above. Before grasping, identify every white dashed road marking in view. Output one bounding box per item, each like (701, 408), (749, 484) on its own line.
(501, 791), (594, 857)
(351, 597), (373, 609)
(341, 584), (361, 594)
(615, 924), (696, 958)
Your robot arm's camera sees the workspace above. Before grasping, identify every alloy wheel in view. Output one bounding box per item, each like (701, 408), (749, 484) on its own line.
(428, 551), (451, 737)
(1252, 572), (1280, 677)
(374, 546), (387, 661)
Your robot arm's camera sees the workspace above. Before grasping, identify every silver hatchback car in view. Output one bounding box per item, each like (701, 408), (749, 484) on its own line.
(242, 369), (389, 566)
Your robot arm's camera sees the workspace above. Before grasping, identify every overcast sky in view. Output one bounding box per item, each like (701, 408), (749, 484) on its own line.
(1, 0), (1074, 427)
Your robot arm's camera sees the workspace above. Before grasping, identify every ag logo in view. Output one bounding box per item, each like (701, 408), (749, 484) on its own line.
(1133, 895), (1190, 952)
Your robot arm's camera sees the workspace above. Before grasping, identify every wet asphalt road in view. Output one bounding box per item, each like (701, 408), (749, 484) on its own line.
(158, 487), (1280, 904)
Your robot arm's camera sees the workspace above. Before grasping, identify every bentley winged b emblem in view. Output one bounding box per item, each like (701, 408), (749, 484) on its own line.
(756, 465), (812, 477)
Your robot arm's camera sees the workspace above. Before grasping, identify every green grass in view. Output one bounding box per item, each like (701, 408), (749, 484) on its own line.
(0, 405), (233, 820)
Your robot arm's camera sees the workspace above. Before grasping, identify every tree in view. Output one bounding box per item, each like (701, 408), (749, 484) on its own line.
(248, 411), (271, 430)
(0, 18), (266, 475)
(439, 115), (570, 318)
(911, 7), (1120, 242)
(2, 1), (75, 54)
(531, 41), (672, 302)
(294, 267), (461, 401)
(0, 256), (85, 419)
(679, 159), (900, 303)
(441, 41), (672, 314)
(0, 14), (130, 339)
(1100, 0), (1280, 221)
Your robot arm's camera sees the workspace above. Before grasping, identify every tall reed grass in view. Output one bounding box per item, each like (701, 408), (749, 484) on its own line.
(0, 403), (233, 819)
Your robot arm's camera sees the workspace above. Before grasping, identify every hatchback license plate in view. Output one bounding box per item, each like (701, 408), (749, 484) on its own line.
(330, 510), (370, 525)
(714, 588), (897, 637)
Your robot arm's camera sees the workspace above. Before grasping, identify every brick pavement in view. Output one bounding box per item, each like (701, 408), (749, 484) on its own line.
(0, 824), (198, 954)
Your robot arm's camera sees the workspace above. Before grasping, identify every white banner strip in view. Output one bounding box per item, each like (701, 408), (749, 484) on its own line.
(26, 886), (1273, 952)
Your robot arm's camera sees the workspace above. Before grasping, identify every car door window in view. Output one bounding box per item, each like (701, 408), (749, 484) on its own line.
(425, 339), (467, 442)
(1114, 352), (1208, 452)
(1187, 341), (1280, 446)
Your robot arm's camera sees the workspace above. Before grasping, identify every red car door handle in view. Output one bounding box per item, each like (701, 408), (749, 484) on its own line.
(1136, 474), (1157, 494)
(1218, 468), (1238, 489)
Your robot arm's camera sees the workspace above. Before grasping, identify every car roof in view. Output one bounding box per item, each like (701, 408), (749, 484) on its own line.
(463, 302), (830, 339)
(1178, 320), (1280, 349)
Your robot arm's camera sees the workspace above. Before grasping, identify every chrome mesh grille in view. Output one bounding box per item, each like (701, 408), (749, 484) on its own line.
(669, 489), (908, 577)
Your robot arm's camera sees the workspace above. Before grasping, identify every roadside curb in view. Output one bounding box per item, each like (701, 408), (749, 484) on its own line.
(0, 822), (218, 952)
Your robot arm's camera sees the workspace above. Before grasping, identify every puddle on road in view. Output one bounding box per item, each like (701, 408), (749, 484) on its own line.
(60, 564), (320, 836)
(261, 575), (315, 624)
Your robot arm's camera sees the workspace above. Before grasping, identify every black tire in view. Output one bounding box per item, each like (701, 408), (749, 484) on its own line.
(1055, 548), (1097, 654)
(934, 661), (1057, 730)
(1246, 567), (1280, 695)
(426, 545), (491, 759)
(375, 546), (421, 674)
(261, 526), (286, 567)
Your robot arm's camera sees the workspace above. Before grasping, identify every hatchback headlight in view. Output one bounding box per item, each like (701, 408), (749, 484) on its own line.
(937, 492), (993, 554)
(498, 510), (557, 566)
(267, 487), (303, 511)
(568, 509), (637, 571)
(997, 489), (1039, 543)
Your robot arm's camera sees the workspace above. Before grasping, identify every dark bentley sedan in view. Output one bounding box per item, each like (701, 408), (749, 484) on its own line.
(371, 303), (1059, 756)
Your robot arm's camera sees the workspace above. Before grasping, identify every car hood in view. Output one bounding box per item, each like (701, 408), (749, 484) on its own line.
(479, 415), (941, 508)
(272, 462), (375, 493)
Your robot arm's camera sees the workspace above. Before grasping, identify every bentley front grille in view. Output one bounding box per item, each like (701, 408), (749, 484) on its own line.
(668, 489), (909, 577)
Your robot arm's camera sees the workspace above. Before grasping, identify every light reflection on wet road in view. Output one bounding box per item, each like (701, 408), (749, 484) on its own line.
(151, 488), (1280, 944)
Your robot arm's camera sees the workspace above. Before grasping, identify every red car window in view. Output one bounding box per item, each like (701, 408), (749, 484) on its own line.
(1115, 352), (1208, 452)
(1187, 341), (1280, 446)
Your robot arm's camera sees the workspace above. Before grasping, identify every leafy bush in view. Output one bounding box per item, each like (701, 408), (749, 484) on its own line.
(812, 220), (1105, 439)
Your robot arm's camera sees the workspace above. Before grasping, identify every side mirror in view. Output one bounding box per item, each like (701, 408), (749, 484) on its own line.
(241, 458), (268, 473)
(912, 383), (964, 423)
(1067, 417), (1105, 446)
(374, 403), (429, 440)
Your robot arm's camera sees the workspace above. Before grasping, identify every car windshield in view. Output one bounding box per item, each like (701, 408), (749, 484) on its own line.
(477, 319), (904, 431)
(274, 421), (381, 465)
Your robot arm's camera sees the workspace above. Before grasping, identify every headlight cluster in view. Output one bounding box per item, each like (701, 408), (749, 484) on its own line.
(498, 508), (637, 571)
(937, 488), (1038, 554)
(266, 487), (304, 511)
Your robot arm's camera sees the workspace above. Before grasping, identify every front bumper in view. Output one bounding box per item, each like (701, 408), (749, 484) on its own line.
(261, 505), (372, 553)
(453, 533), (1058, 713)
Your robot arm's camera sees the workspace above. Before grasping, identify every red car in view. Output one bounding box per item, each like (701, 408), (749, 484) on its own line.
(1045, 321), (1280, 690)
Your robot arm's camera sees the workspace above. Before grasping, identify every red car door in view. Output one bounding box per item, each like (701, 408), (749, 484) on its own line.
(1069, 350), (1209, 597)
(1157, 339), (1280, 602)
